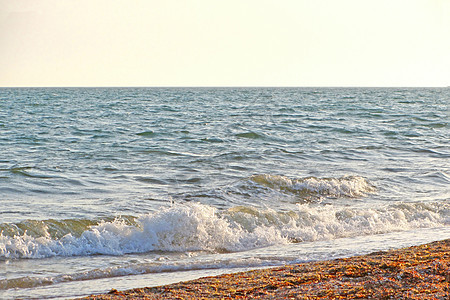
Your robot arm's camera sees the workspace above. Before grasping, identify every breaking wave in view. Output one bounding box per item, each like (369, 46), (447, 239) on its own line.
(1, 201), (448, 260)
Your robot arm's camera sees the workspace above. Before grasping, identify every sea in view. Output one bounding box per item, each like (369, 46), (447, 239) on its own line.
(0, 87), (449, 299)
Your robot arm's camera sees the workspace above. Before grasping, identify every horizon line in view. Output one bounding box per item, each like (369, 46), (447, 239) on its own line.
(0, 85), (448, 89)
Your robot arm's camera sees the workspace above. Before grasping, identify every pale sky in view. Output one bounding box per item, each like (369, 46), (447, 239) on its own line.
(1, 0), (449, 87)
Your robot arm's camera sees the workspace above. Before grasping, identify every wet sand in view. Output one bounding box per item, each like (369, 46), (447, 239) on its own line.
(80, 239), (449, 299)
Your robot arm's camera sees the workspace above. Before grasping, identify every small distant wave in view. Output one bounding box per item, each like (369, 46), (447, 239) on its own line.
(136, 130), (156, 137)
(142, 149), (184, 156)
(1, 201), (448, 260)
(249, 174), (375, 198)
(200, 137), (224, 143)
(2, 167), (54, 179)
(235, 132), (264, 139)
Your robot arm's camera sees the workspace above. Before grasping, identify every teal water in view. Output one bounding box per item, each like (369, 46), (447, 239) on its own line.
(0, 88), (449, 298)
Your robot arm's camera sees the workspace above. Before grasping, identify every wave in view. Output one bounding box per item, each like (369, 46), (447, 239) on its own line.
(136, 130), (156, 137)
(235, 132), (265, 139)
(249, 174), (375, 198)
(1, 166), (54, 179)
(1, 201), (448, 260)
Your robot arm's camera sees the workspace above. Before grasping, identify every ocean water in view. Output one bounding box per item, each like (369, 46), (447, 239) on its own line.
(0, 87), (449, 299)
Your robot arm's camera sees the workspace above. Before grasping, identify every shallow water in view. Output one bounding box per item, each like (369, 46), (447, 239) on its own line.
(0, 87), (449, 299)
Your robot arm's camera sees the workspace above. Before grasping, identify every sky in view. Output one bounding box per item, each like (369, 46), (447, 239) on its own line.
(1, 0), (449, 87)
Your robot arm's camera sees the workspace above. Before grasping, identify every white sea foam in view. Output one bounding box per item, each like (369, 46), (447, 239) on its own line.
(0, 201), (448, 259)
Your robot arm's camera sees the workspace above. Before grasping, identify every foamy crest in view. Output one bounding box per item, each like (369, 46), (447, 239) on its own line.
(283, 201), (449, 242)
(0, 203), (287, 259)
(250, 174), (375, 198)
(0, 201), (447, 259)
(222, 201), (448, 243)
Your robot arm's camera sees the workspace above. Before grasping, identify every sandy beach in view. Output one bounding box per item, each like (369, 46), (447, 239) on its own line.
(79, 239), (449, 299)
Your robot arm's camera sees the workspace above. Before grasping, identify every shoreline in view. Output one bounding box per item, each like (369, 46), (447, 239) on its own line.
(79, 239), (449, 299)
